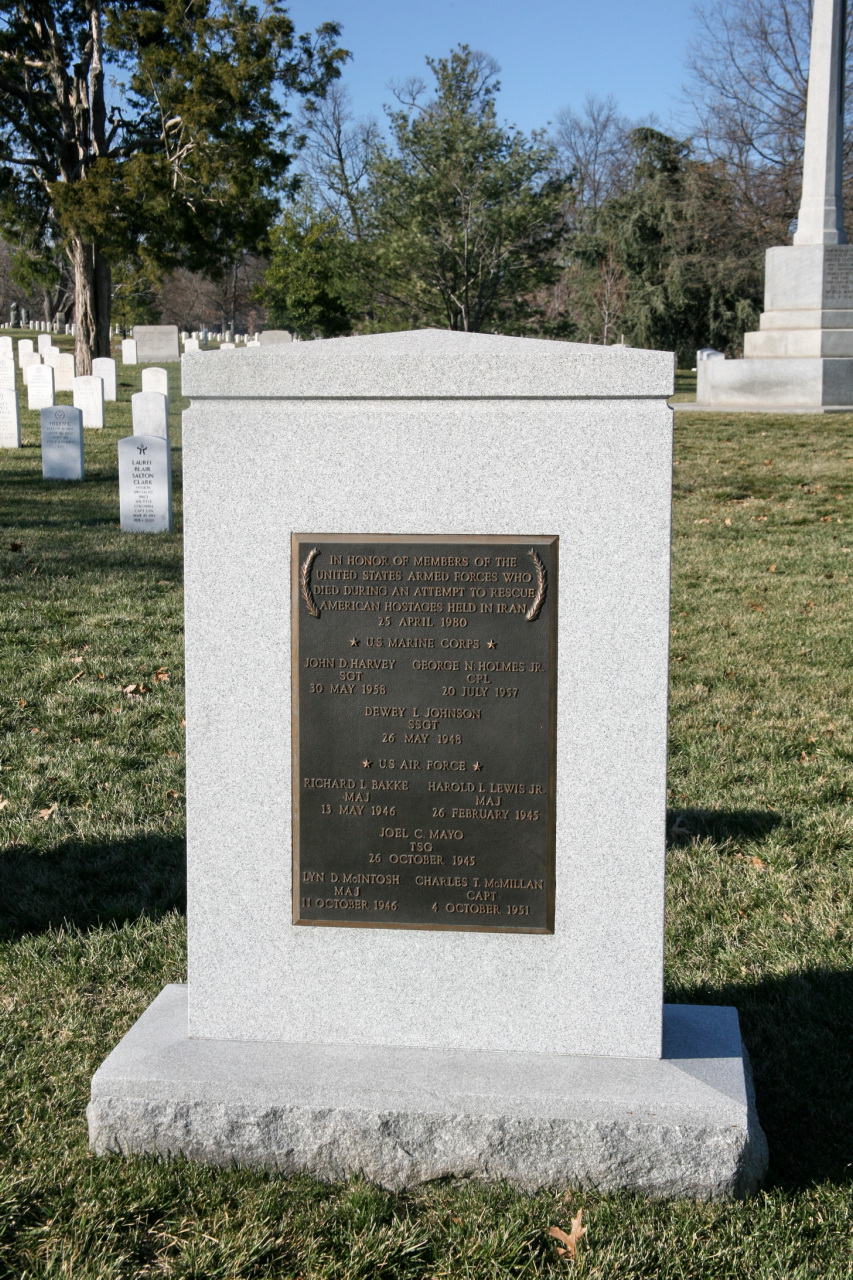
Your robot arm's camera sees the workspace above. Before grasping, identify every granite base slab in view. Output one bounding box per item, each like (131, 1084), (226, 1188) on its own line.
(88, 985), (767, 1200)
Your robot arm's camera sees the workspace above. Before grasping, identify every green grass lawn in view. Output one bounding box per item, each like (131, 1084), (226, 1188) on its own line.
(1, 346), (852, 1278)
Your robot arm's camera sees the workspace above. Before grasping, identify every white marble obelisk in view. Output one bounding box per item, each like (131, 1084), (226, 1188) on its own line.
(794, 0), (847, 246)
(697, 0), (853, 410)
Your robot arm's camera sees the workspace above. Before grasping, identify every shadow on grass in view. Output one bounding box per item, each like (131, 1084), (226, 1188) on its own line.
(0, 832), (185, 941)
(666, 808), (783, 845)
(668, 968), (853, 1191)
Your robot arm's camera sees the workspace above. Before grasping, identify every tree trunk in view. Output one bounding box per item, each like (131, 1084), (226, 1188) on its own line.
(72, 237), (111, 374)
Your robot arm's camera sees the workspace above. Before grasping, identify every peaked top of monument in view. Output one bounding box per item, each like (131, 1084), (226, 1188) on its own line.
(182, 328), (675, 399)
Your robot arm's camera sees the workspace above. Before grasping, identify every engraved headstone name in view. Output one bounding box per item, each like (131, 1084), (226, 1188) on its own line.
(118, 434), (172, 532)
(41, 406), (83, 479)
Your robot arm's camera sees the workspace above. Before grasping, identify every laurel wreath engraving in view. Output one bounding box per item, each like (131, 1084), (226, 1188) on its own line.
(300, 547), (321, 618)
(525, 549), (547, 621)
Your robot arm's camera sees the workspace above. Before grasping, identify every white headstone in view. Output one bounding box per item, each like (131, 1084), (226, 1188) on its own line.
(27, 363), (55, 411)
(118, 434), (172, 532)
(54, 353), (76, 393)
(218, 342), (236, 351)
(258, 330), (293, 345)
(183, 338), (200, 354)
(73, 375), (105, 428)
(132, 391), (169, 440)
(22, 356), (42, 382)
(0, 386), (20, 446)
(0, 357), (16, 390)
(41, 406), (83, 479)
(141, 366), (169, 413)
(43, 346), (61, 368)
(121, 339), (138, 366)
(697, 348), (725, 362)
(92, 356), (118, 401)
(37, 334), (52, 355)
(132, 325), (180, 363)
(17, 339), (34, 368)
(0, 335), (13, 359)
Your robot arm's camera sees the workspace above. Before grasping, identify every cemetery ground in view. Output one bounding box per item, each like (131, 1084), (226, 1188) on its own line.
(0, 363), (852, 1278)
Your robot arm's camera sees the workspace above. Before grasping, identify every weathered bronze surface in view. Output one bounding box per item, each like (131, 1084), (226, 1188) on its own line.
(292, 535), (557, 933)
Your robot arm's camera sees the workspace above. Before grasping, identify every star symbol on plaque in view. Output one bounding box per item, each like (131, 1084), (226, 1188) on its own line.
(487, 639), (497, 649)
(362, 758), (372, 768)
(473, 761), (483, 771)
(350, 637), (359, 647)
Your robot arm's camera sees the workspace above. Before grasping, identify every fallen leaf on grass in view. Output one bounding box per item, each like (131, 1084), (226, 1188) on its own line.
(9, 541), (22, 552)
(153, 668), (170, 683)
(123, 684), (137, 694)
(0, 797), (9, 810)
(724, 517), (732, 526)
(549, 1210), (587, 1259)
(164, 750), (180, 758)
(768, 564), (777, 573)
(37, 803), (57, 820)
(68, 670), (84, 683)
(18, 698), (25, 707)
(750, 856), (767, 870)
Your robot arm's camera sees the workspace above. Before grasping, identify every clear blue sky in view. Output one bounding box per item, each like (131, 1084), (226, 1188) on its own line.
(287, 0), (699, 136)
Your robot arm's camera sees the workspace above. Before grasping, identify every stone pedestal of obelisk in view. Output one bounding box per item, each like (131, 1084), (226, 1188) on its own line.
(696, 0), (853, 410)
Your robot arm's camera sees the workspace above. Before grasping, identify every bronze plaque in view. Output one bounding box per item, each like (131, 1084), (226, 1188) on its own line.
(292, 535), (557, 933)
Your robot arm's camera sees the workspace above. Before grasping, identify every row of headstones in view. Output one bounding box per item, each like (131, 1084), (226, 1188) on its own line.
(0, 335), (171, 434)
(39, 408), (172, 532)
(119, 328), (291, 363)
(7, 315), (72, 334)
